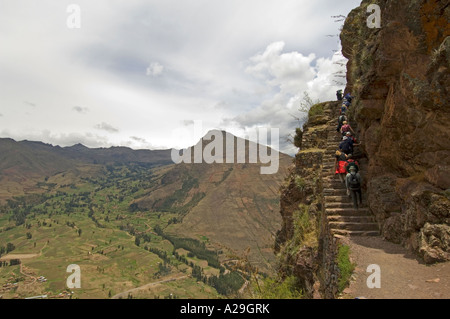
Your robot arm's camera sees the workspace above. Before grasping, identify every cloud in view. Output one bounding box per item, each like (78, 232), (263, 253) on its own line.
(72, 106), (89, 114)
(122, 136), (166, 150)
(130, 136), (147, 143)
(182, 120), (195, 126)
(94, 122), (119, 133)
(225, 41), (347, 155)
(0, 0), (360, 153)
(24, 101), (36, 108)
(146, 62), (164, 77)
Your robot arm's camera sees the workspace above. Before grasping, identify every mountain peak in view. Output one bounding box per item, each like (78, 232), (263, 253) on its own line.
(66, 143), (89, 150)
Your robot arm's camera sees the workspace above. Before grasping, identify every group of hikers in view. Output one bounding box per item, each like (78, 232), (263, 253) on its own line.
(334, 90), (363, 210)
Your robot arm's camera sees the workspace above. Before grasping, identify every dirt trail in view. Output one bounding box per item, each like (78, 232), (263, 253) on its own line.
(340, 236), (450, 299)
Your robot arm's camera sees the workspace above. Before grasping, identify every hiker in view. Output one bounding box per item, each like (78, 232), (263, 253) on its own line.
(343, 100), (351, 108)
(334, 150), (348, 183)
(336, 114), (347, 133)
(344, 156), (359, 173)
(345, 164), (362, 210)
(340, 104), (348, 115)
(345, 131), (359, 146)
(340, 121), (355, 137)
(336, 90), (343, 101)
(339, 134), (355, 156)
(344, 93), (353, 103)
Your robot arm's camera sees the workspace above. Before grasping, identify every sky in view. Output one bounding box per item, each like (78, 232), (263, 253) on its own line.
(0, 0), (361, 155)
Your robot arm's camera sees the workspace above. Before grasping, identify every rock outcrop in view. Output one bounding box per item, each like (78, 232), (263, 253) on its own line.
(340, 0), (450, 263)
(274, 0), (449, 300)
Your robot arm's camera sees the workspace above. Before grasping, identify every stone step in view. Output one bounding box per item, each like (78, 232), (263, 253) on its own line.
(331, 229), (380, 237)
(326, 208), (371, 216)
(323, 195), (349, 202)
(329, 222), (379, 232)
(327, 215), (375, 223)
(323, 181), (347, 193)
(324, 188), (348, 196)
(325, 201), (354, 209)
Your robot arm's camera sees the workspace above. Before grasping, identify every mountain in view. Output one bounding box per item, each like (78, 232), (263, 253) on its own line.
(132, 130), (293, 272)
(0, 131), (292, 281)
(0, 138), (173, 201)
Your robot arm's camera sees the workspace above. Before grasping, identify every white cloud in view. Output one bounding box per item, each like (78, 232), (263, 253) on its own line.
(146, 62), (164, 77)
(94, 122), (119, 133)
(226, 41), (347, 155)
(0, 0), (360, 153)
(72, 106), (89, 114)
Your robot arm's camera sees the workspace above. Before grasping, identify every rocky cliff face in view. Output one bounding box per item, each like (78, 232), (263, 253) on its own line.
(275, 102), (342, 298)
(340, 0), (450, 263)
(274, 0), (449, 299)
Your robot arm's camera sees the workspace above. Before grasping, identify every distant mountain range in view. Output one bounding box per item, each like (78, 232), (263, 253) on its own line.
(0, 131), (293, 272)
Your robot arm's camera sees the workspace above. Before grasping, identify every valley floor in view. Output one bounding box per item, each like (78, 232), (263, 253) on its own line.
(341, 236), (450, 299)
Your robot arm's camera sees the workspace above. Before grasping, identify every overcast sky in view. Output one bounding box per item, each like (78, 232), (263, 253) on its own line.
(0, 0), (361, 155)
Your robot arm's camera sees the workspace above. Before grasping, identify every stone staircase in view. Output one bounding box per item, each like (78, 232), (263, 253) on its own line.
(321, 114), (379, 238)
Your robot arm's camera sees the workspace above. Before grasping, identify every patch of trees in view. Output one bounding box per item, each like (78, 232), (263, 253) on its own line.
(0, 243), (16, 258)
(153, 226), (220, 269)
(0, 259), (21, 267)
(157, 175), (203, 213)
(88, 208), (105, 228)
(207, 271), (245, 296)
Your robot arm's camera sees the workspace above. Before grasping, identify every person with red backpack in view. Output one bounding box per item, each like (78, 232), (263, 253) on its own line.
(344, 156), (359, 173)
(334, 150), (348, 183)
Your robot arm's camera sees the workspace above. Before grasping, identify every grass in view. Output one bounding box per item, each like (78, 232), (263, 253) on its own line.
(308, 103), (326, 118)
(337, 244), (355, 293)
(0, 164), (226, 299)
(0, 153), (287, 298)
(255, 275), (304, 299)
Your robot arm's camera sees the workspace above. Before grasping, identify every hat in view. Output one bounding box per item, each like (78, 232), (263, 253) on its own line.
(346, 132), (351, 136)
(349, 166), (356, 171)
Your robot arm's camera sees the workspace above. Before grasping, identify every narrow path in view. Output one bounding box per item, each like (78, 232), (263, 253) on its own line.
(340, 236), (450, 299)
